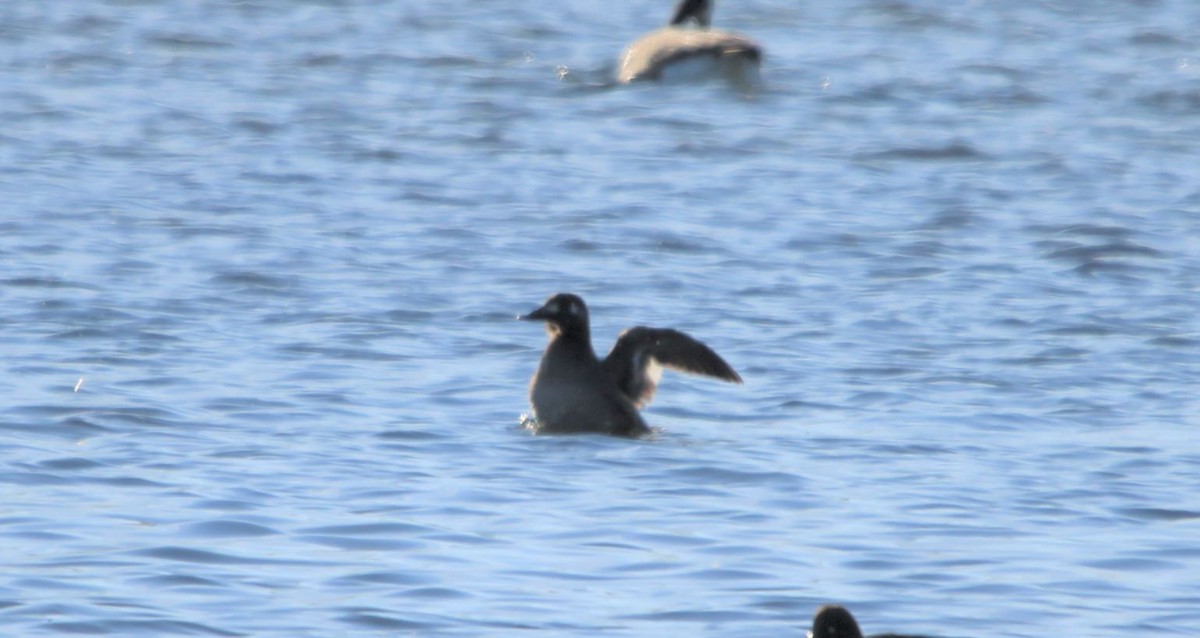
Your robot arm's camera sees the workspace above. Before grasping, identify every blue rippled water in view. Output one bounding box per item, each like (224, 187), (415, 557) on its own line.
(2, 1), (1199, 636)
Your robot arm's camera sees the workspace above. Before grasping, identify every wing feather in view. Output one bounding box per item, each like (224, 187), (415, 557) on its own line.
(602, 327), (741, 407)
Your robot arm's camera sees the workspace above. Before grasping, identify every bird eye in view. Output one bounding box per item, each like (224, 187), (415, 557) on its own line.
(547, 302), (559, 313)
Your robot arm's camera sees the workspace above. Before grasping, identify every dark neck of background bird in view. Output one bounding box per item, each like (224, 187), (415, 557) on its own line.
(669, 0), (711, 28)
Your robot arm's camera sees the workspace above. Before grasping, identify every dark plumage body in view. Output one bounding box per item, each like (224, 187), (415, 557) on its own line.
(520, 293), (741, 437)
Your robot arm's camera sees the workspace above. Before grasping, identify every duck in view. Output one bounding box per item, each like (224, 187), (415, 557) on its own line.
(519, 293), (741, 436)
(811, 605), (865, 638)
(618, 0), (763, 86)
(810, 605), (929, 638)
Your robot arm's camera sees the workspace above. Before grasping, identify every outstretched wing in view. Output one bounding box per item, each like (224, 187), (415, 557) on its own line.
(602, 327), (742, 408)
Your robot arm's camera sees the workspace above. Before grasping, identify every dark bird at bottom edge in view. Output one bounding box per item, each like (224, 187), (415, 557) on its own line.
(811, 605), (933, 638)
(812, 605), (865, 638)
(519, 292), (741, 437)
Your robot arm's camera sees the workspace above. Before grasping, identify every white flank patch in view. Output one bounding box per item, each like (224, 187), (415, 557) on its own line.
(646, 358), (664, 386)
